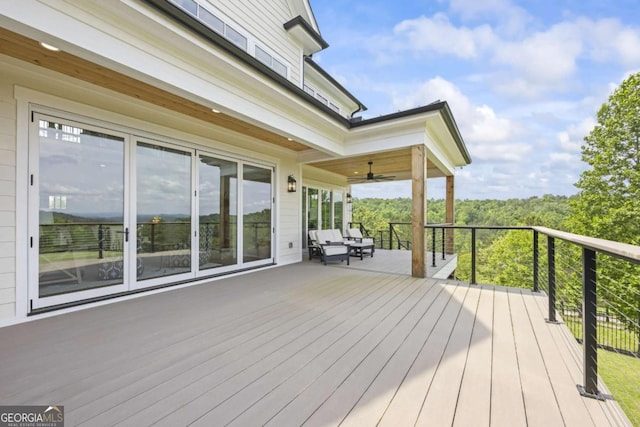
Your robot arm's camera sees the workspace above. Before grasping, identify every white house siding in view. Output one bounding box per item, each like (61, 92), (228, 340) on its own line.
(0, 76), (16, 319)
(207, 0), (302, 86)
(277, 157), (303, 265)
(304, 69), (357, 118)
(0, 53), (303, 321)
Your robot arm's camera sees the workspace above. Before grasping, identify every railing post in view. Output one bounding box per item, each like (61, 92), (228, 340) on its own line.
(547, 236), (557, 323)
(533, 230), (539, 292)
(389, 223), (393, 250)
(98, 224), (104, 259)
(431, 228), (436, 267)
(151, 223), (156, 253)
(471, 228), (477, 285)
(579, 248), (602, 399)
(441, 227), (446, 260)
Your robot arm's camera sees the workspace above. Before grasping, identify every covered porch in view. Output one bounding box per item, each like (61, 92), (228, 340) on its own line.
(0, 262), (629, 426)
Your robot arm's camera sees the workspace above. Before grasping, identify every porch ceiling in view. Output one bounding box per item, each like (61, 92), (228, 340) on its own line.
(307, 148), (446, 181)
(0, 27), (309, 152)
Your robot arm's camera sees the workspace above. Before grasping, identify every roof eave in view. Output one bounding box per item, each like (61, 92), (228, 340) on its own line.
(350, 101), (472, 165)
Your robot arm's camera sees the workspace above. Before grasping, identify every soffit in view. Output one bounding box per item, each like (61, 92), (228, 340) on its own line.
(308, 148), (443, 179)
(0, 26), (309, 152)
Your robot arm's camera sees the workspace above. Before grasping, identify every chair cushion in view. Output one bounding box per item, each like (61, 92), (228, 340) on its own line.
(331, 229), (345, 242)
(323, 245), (349, 256)
(347, 228), (363, 239)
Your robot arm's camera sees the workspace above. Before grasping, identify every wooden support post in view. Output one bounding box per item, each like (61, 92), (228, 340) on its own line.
(445, 175), (455, 254)
(411, 145), (426, 278)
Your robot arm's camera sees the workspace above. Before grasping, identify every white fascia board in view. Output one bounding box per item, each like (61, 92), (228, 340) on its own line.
(425, 114), (467, 168)
(345, 112), (457, 175)
(0, 1), (347, 155)
(343, 113), (435, 155)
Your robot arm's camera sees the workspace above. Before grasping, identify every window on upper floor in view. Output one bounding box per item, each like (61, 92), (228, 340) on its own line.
(302, 83), (342, 115)
(303, 84), (315, 96)
(170, 0), (247, 51)
(168, 0), (291, 77)
(255, 46), (288, 78)
(315, 93), (328, 106)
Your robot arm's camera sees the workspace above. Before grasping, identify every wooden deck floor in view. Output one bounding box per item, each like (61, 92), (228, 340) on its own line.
(0, 262), (631, 426)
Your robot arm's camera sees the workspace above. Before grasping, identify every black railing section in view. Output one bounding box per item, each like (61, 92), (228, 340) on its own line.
(350, 221), (640, 407)
(347, 222), (373, 239)
(39, 221), (271, 259)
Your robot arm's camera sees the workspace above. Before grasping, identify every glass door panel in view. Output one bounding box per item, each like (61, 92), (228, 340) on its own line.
(321, 190), (331, 229)
(136, 142), (192, 281)
(242, 165), (272, 263)
(308, 188), (318, 231)
(198, 155), (238, 270)
(301, 186), (307, 249)
(37, 120), (126, 297)
(333, 192), (343, 230)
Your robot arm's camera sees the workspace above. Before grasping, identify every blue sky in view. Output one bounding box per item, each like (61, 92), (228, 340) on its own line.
(309, 0), (640, 200)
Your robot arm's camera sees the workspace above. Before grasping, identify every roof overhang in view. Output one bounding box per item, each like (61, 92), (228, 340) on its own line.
(302, 102), (472, 181)
(284, 16), (328, 55)
(0, 1), (471, 182)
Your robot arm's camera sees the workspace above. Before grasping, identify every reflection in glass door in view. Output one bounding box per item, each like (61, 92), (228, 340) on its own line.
(198, 155), (238, 270)
(321, 190), (331, 229)
(136, 142), (192, 281)
(307, 188), (318, 231)
(242, 165), (272, 263)
(36, 119), (127, 298)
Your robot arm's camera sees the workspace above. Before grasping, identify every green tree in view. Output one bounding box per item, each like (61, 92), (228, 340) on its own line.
(568, 71), (640, 334)
(569, 72), (640, 244)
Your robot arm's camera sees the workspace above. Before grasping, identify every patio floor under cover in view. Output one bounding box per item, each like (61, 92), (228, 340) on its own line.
(0, 261), (630, 426)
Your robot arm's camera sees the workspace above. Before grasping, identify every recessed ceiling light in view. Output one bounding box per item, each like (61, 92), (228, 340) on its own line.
(211, 108), (221, 113)
(287, 138), (293, 141)
(40, 42), (60, 52)
(354, 171), (359, 174)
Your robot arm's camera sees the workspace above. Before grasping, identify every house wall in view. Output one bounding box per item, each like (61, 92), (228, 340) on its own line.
(0, 54), (303, 322)
(0, 77), (16, 319)
(304, 67), (357, 118)
(207, 0), (302, 86)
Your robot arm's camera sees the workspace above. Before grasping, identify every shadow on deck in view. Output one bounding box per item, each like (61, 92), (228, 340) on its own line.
(0, 262), (630, 426)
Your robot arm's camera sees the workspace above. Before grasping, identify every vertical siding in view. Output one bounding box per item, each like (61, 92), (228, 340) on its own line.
(0, 79), (16, 319)
(205, 0), (302, 85)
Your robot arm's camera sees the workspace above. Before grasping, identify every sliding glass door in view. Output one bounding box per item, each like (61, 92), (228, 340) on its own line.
(242, 164), (272, 264)
(135, 141), (193, 283)
(32, 117), (129, 305)
(198, 155), (238, 271)
(30, 112), (275, 310)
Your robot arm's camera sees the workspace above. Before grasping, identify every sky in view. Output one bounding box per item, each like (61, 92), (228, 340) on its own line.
(309, 0), (640, 200)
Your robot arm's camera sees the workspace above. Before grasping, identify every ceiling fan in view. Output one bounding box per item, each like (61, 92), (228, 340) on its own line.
(347, 161), (396, 183)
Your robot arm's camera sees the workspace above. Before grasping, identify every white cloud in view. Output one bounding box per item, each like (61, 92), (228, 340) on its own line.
(391, 76), (515, 145)
(393, 14), (496, 59)
(384, 11), (640, 99)
(493, 22), (583, 84)
(471, 142), (532, 161)
(549, 152), (577, 163)
(556, 117), (595, 152)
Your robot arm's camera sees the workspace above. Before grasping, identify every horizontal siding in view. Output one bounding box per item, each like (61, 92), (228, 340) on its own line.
(209, 0), (301, 85)
(0, 303), (14, 319)
(0, 79), (16, 319)
(0, 273), (15, 289)
(0, 288), (14, 304)
(277, 157), (301, 264)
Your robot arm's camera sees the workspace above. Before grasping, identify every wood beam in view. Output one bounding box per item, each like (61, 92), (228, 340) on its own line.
(446, 175), (455, 254)
(411, 145), (426, 278)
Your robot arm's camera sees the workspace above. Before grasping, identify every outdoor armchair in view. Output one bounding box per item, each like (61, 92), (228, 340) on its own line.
(315, 229), (350, 265)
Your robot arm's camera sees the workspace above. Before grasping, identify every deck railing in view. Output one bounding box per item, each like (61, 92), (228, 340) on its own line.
(354, 221), (640, 413)
(423, 224), (640, 408)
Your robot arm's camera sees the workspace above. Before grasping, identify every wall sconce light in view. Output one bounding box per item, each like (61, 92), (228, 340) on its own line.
(346, 193), (352, 203)
(287, 175), (297, 192)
